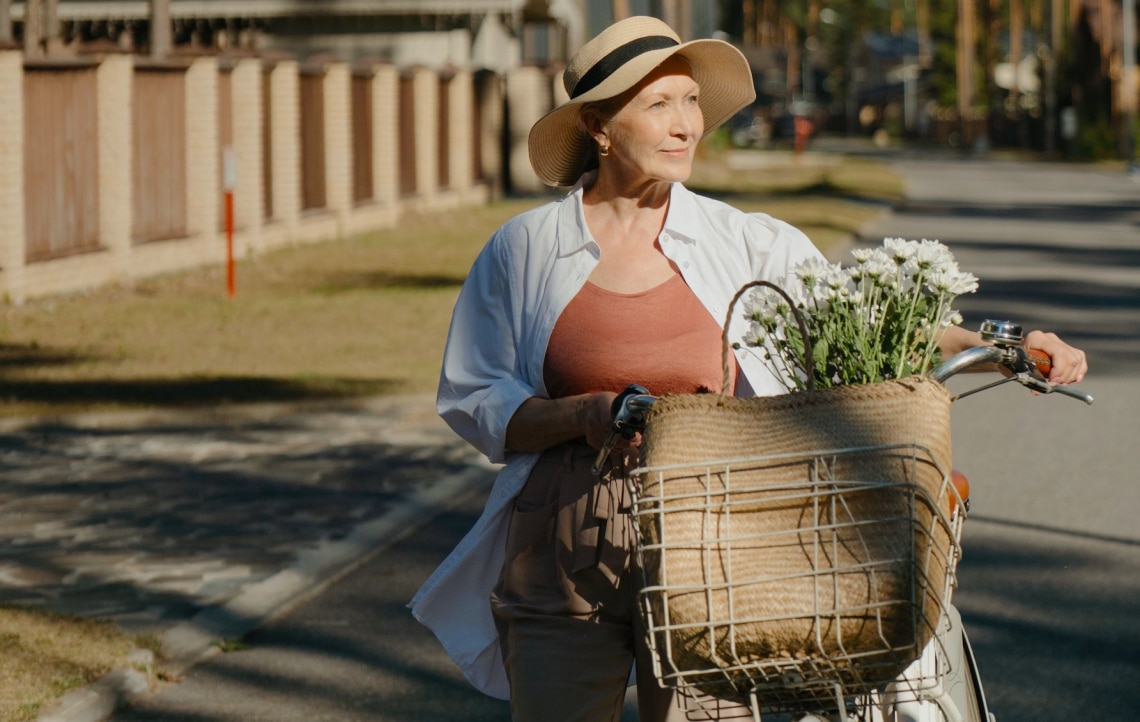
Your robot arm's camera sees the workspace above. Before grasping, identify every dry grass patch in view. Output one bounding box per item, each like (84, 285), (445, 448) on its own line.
(0, 200), (544, 418)
(0, 606), (138, 722)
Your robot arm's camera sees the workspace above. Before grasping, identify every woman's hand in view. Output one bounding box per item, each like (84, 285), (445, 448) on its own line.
(1025, 330), (1088, 385)
(582, 392), (618, 449)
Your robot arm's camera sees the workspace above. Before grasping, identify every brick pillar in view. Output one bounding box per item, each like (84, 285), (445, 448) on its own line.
(323, 62), (351, 234)
(231, 57), (263, 250)
(185, 56), (218, 239)
(97, 54), (132, 278)
(507, 66), (551, 193)
(371, 64), (399, 207)
(448, 69), (474, 198)
(0, 50), (24, 303)
(269, 59), (301, 230)
(412, 67), (438, 200)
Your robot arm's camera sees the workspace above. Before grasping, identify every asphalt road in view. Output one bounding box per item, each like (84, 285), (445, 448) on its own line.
(112, 486), (513, 722)
(111, 154), (1140, 722)
(863, 155), (1140, 721)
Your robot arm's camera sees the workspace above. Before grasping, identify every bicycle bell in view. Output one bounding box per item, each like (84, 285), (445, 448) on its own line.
(979, 319), (1023, 348)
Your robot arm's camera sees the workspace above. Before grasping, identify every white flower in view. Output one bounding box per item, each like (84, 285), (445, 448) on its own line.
(884, 237), (916, 265)
(862, 255), (896, 286)
(824, 266), (849, 290)
(915, 239), (953, 269)
(742, 320), (767, 346)
(788, 279), (813, 309)
(742, 291), (767, 320)
(927, 267), (979, 296)
(793, 257), (837, 289)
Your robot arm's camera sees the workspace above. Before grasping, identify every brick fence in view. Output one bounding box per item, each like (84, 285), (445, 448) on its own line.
(0, 49), (563, 303)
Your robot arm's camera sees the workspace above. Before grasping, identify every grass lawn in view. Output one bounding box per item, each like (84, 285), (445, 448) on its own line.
(0, 147), (901, 721)
(0, 606), (146, 722)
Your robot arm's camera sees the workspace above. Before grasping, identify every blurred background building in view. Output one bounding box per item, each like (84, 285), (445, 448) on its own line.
(4, 0), (1132, 158)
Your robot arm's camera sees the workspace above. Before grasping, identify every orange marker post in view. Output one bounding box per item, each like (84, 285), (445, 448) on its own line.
(223, 146), (237, 299)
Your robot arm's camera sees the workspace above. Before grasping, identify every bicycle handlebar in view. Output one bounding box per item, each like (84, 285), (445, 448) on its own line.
(930, 322), (1094, 405)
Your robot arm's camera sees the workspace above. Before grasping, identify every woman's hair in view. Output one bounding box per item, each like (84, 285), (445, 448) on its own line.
(575, 95), (626, 175)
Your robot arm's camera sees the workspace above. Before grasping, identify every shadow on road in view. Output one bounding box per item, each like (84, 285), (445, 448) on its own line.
(956, 520), (1140, 722)
(112, 499), (512, 722)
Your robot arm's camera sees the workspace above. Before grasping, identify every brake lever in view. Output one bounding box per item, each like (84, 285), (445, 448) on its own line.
(592, 428), (624, 476)
(943, 321), (1094, 405)
(591, 385), (657, 475)
(1014, 372), (1095, 404)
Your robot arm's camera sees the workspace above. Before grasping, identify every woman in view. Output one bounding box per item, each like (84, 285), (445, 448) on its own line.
(411, 16), (1087, 722)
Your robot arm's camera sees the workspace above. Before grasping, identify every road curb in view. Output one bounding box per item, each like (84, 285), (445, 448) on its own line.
(33, 461), (498, 722)
(36, 651), (153, 722)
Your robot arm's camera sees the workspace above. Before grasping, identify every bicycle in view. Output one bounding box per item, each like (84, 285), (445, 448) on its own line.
(594, 319), (1093, 722)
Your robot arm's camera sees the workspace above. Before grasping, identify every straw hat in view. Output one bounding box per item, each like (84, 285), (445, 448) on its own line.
(528, 16), (755, 187)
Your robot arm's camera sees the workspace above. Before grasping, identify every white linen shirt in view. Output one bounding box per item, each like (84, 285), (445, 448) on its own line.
(409, 176), (825, 700)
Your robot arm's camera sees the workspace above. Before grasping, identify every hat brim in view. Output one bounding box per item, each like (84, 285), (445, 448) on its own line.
(528, 39), (756, 187)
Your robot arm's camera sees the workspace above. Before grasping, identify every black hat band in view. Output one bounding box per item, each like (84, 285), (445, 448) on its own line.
(570, 35), (680, 99)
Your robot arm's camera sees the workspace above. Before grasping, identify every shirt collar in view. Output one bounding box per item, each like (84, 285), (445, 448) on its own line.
(555, 175), (704, 256)
(661, 182), (703, 245)
(555, 172), (600, 258)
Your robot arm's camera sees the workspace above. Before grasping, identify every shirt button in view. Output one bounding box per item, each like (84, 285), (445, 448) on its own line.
(683, 261), (691, 269)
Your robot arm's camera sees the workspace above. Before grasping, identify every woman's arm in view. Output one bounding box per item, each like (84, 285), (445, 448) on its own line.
(505, 391), (631, 454)
(938, 325), (1088, 384)
(437, 232), (536, 464)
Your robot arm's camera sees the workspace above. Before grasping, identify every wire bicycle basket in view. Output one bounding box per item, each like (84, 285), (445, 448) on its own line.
(629, 380), (966, 718)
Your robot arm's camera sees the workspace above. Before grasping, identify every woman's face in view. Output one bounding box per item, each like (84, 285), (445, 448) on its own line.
(597, 56), (704, 186)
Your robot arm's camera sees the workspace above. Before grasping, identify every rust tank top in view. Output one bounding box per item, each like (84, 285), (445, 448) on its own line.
(543, 274), (735, 399)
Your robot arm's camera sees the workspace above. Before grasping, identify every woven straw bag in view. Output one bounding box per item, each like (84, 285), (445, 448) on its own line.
(633, 282), (958, 702)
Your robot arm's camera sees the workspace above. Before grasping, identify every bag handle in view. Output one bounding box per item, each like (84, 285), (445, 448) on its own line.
(720, 280), (816, 400)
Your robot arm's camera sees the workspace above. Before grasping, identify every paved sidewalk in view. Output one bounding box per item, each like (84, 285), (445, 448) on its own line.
(0, 395), (497, 721)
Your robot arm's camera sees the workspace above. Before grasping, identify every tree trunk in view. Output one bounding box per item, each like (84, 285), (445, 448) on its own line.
(917, 0), (931, 67)
(983, 0), (1002, 140)
(957, 0), (976, 113)
(785, 18), (800, 102)
(1098, 0), (1113, 73)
